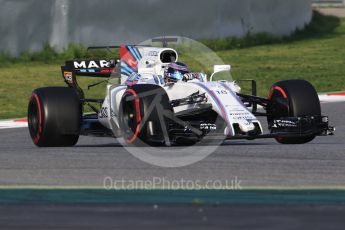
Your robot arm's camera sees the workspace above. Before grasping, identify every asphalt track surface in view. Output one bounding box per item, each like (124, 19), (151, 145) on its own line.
(1, 203), (345, 230)
(0, 102), (345, 229)
(0, 102), (344, 188)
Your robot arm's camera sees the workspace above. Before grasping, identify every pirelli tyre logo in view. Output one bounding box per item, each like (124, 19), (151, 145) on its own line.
(73, 60), (114, 69)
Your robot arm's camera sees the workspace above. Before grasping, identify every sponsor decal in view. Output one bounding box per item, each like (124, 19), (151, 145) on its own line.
(216, 89), (228, 95)
(200, 123), (217, 131)
(63, 71), (73, 83)
(100, 68), (113, 73)
(232, 116), (254, 121)
(148, 51), (158, 56)
(230, 112), (250, 116)
(99, 107), (109, 119)
(273, 120), (298, 128)
(73, 60), (113, 69)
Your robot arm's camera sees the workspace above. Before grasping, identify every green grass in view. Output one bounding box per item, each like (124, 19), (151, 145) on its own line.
(0, 12), (345, 119)
(222, 14), (345, 96)
(0, 63), (107, 119)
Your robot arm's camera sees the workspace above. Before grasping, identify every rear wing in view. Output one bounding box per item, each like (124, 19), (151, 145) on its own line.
(61, 42), (178, 89)
(61, 59), (119, 92)
(60, 44), (145, 88)
(61, 59), (118, 78)
(61, 45), (126, 88)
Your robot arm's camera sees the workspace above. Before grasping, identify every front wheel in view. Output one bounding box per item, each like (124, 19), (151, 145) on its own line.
(267, 80), (321, 144)
(119, 84), (172, 146)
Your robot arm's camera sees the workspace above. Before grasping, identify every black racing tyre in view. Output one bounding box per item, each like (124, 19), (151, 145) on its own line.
(267, 80), (321, 144)
(119, 84), (172, 146)
(28, 87), (82, 147)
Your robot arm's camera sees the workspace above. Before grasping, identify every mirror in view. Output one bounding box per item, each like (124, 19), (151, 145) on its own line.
(210, 65), (231, 81)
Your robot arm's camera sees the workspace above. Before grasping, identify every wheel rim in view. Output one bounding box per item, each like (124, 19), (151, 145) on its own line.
(123, 97), (136, 134)
(121, 90), (141, 144)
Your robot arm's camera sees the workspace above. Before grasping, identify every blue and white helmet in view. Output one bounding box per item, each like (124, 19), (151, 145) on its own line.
(164, 62), (190, 82)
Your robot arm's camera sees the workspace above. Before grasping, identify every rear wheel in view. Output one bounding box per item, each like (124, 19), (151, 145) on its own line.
(28, 87), (82, 147)
(267, 80), (321, 144)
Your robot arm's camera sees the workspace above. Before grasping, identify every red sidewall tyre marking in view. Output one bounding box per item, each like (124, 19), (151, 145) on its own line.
(268, 86), (290, 142)
(125, 89), (141, 144)
(268, 86), (288, 99)
(269, 85), (290, 114)
(31, 93), (43, 144)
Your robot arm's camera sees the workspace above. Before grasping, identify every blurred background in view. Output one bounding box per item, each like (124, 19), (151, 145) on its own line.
(0, 0), (311, 55)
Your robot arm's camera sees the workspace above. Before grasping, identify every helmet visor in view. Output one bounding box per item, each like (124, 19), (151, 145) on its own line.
(170, 70), (187, 81)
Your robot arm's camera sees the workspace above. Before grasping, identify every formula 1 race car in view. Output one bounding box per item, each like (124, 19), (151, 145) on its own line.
(27, 39), (334, 147)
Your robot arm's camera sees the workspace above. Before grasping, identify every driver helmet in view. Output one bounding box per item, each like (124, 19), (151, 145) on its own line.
(164, 62), (189, 82)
